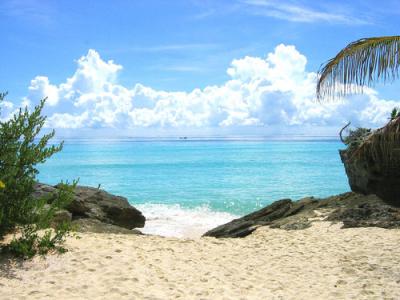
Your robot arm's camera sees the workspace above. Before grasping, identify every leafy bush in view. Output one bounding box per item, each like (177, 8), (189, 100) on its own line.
(0, 92), (75, 258)
(390, 107), (400, 120)
(343, 127), (372, 154)
(8, 217), (72, 258)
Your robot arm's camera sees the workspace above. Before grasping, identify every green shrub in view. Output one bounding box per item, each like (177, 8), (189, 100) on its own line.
(342, 108), (400, 156)
(390, 107), (400, 120)
(343, 127), (372, 154)
(9, 221), (72, 258)
(0, 92), (76, 258)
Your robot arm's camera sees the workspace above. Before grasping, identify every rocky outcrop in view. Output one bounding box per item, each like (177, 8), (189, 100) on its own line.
(340, 149), (400, 206)
(71, 219), (143, 235)
(34, 183), (145, 234)
(51, 209), (72, 227)
(67, 185), (145, 229)
(203, 198), (318, 238)
(203, 192), (399, 238)
(327, 203), (400, 229)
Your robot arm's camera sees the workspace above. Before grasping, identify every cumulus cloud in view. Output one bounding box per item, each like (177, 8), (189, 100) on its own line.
(27, 76), (59, 106)
(18, 45), (400, 135)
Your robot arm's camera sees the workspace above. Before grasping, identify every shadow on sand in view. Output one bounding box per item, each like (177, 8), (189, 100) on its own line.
(0, 250), (27, 280)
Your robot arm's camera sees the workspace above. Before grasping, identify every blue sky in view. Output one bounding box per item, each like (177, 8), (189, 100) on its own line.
(1, 0), (400, 137)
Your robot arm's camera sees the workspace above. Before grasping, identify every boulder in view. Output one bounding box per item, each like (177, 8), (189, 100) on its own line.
(51, 209), (72, 227)
(327, 203), (400, 229)
(66, 185), (145, 229)
(204, 192), (395, 238)
(33, 183), (145, 230)
(340, 149), (400, 206)
(72, 218), (143, 235)
(203, 198), (318, 238)
(32, 183), (58, 202)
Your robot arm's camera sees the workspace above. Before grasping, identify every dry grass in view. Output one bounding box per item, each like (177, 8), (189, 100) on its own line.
(349, 117), (400, 173)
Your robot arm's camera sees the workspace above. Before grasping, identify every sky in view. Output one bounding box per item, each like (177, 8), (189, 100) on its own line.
(1, 0), (400, 137)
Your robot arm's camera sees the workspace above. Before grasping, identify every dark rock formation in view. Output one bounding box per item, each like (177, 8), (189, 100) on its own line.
(340, 149), (400, 206)
(204, 192), (398, 238)
(33, 183), (145, 234)
(72, 219), (143, 235)
(67, 185), (145, 229)
(204, 197), (319, 238)
(203, 199), (290, 238)
(51, 209), (72, 227)
(327, 203), (400, 229)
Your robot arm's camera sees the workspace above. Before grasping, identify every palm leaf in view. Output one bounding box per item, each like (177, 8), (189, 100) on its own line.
(317, 36), (400, 101)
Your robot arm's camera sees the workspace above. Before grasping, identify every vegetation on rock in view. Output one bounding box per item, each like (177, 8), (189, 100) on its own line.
(342, 126), (372, 156)
(391, 107), (400, 120)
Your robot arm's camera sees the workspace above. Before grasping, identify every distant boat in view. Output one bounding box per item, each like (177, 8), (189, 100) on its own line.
(179, 136), (188, 140)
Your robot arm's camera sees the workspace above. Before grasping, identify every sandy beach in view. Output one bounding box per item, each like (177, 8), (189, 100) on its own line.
(1, 221), (399, 300)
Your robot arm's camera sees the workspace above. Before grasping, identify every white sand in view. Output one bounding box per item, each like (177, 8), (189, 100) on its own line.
(1, 222), (400, 300)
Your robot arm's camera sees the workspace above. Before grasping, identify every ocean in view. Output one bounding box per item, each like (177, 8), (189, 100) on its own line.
(37, 139), (349, 237)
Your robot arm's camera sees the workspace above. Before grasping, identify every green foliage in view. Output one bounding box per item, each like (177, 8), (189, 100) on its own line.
(8, 221), (72, 258)
(342, 108), (400, 160)
(390, 107), (400, 120)
(343, 127), (372, 154)
(7, 226), (37, 258)
(0, 92), (76, 258)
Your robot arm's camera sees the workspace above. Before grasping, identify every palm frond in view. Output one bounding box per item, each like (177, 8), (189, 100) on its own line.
(317, 36), (400, 101)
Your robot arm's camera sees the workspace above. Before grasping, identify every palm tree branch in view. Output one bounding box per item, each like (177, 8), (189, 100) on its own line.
(316, 36), (400, 101)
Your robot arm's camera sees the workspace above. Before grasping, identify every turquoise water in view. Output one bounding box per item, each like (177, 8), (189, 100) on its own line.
(37, 139), (349, 236)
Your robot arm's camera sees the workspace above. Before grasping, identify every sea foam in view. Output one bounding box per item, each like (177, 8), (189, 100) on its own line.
(136, 203), (238, 238)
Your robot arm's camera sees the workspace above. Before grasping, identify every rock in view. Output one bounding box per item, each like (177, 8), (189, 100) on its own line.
(327, 203), (400, 229)
(33, 183), (145, 230)
(271, 217), (311, 230)
(32, 183), (58, 203)
(204, 199), (295, 238)
(340, 149), (400, 206)
(204, 197), (322, 238)
(72, 218), (143, 235)
(66, 185), (145, 229)
(51, 210), (72, 227)
(204, 192), (395, 238)
(41, 203), (72, 227)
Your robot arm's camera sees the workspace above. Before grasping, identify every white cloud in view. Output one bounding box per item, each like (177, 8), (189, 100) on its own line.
(241, 0), (369, 25)
(47, 112), (89, 129)
(18, 45), (400, 136)
(27, 76), (59, 106)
